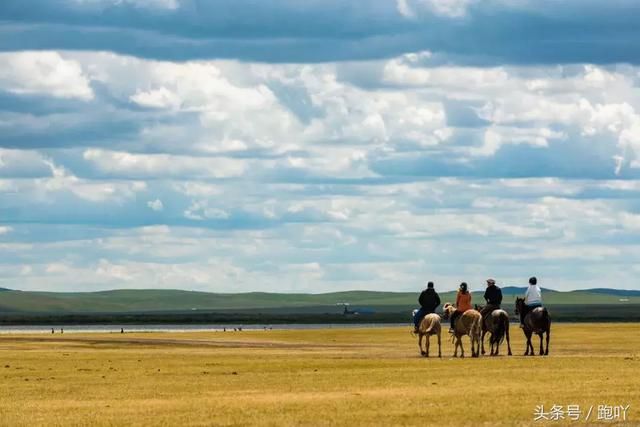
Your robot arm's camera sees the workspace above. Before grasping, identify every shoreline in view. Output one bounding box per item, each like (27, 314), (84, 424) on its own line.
(0, 322), (409, 334)
(1, 320), (637, 335)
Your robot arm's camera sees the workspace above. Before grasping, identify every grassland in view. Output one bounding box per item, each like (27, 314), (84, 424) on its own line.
(1, 324), (639, 426)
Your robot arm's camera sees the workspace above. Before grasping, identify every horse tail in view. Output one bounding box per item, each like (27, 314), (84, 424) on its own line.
(493, 312), (507, 346)
(541, 307), (551, 326)
(424, 322), (434, 334)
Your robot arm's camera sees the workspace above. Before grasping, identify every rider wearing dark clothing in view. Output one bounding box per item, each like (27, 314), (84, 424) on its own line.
(483, 279), (502, 306)
(413, 282), (441, 333)
(419, 287), (441, 313)
(480, 278), (502, 318)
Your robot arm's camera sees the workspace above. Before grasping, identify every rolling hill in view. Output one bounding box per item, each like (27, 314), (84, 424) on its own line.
(0, 287), (638, 314)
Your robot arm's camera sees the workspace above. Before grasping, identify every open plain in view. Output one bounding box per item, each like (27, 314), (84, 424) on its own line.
(1, 323), (638, 426)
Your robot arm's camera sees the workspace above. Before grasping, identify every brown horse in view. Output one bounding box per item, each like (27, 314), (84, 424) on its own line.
(475, 304), (512, 356)
(515, 297), (551, 356)
(442, 303), (482, 358)
(416, 313), (442, 358)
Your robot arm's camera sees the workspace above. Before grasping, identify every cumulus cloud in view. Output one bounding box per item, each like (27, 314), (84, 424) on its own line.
(2, 7), (640, 292)
(0, 51), (93, 100)
(130, 87), (181, 109)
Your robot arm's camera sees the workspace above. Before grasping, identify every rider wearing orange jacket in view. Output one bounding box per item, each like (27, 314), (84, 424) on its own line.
(449, 282), (471, 332)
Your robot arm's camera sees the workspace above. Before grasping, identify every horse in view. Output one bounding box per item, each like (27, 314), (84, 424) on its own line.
(514, 297), (551, 356)
(415, 312), (442, 358)
(442, 303), (482, 358)
(475, 304), (512, 356)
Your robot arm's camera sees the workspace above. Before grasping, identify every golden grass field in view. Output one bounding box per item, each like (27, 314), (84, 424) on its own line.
(0, 323), (638, 426)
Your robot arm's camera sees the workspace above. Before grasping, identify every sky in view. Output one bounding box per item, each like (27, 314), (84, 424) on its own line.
(1, 0), (640, 293)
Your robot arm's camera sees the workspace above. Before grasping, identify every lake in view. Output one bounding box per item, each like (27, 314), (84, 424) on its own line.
(0, 323), (407, 334)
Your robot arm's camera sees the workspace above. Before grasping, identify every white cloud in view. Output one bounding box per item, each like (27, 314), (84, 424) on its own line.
(184, 201), (229, 221)
(0, 159), (147, 204)
(83, 149), (246, 179)
(397, 0), (478, 18)
(3, 51), (640, 292)
(396, 0), (416, 17)
(130, 87), (181, 109)
(0, 51), (93, 100)
(72, 0), (180, 10)
(472, 126), (565, 156)
(0, 149), (52, 177)
(41, 160), (147, 203)
(619, 212), (640, 231)
(147, 199), (164, 211)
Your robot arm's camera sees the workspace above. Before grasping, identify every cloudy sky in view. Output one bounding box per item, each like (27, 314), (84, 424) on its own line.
(1, 0), (640, 293)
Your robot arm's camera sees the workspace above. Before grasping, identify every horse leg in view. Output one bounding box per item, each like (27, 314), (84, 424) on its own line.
(506, 322), (512, 356)
(471, 335), (476, 358)
(481, 330), (486, 355)
(425, 334), (430, 358)
(453, 336), (458, 358)
(419, 334), (426, 356)
(545, 329), (550, 356)
(538, 333), (544, 356)
(494, 334), (499, 356)
(529, 330), (536, 356)
(472, 335), (477, 358)
(437, 331), (442, 358)
(529, 333), (536, 356)
(458, 337), (464, 358)
(524, 331), (532, 356)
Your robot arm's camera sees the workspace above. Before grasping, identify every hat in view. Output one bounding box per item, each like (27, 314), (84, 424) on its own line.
(486, 278), (496, 285)
(426, 281), (434, 288)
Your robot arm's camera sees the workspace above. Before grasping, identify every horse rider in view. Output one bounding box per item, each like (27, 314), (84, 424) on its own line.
(449, 282), (472, 333)
(480, 278), (502, 319)
(413, 281), (441, 334)
(520, 276), (543, 328)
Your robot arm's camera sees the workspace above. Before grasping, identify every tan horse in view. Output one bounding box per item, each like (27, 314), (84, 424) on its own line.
(442, 303), (482, 358)
(416, 313), (442, 358)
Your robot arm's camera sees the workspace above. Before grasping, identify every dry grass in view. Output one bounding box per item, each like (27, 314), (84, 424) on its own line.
(1, 323), (639, 426)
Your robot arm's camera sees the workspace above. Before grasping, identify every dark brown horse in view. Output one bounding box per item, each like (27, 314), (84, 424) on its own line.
(514, 297), (551, 356)
(475, 304), (512, 356)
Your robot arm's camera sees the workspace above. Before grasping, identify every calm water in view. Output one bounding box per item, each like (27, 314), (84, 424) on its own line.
(0, 323), (407, 334)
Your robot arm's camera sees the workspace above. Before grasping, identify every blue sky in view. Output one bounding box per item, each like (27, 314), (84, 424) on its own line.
(1, 0), (640, 293)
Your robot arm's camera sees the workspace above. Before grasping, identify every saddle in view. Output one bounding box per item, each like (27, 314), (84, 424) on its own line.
(480, 305), (499, 330)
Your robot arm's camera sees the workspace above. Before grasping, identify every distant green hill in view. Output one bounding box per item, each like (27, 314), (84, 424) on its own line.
(0, 288), (638, 314)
